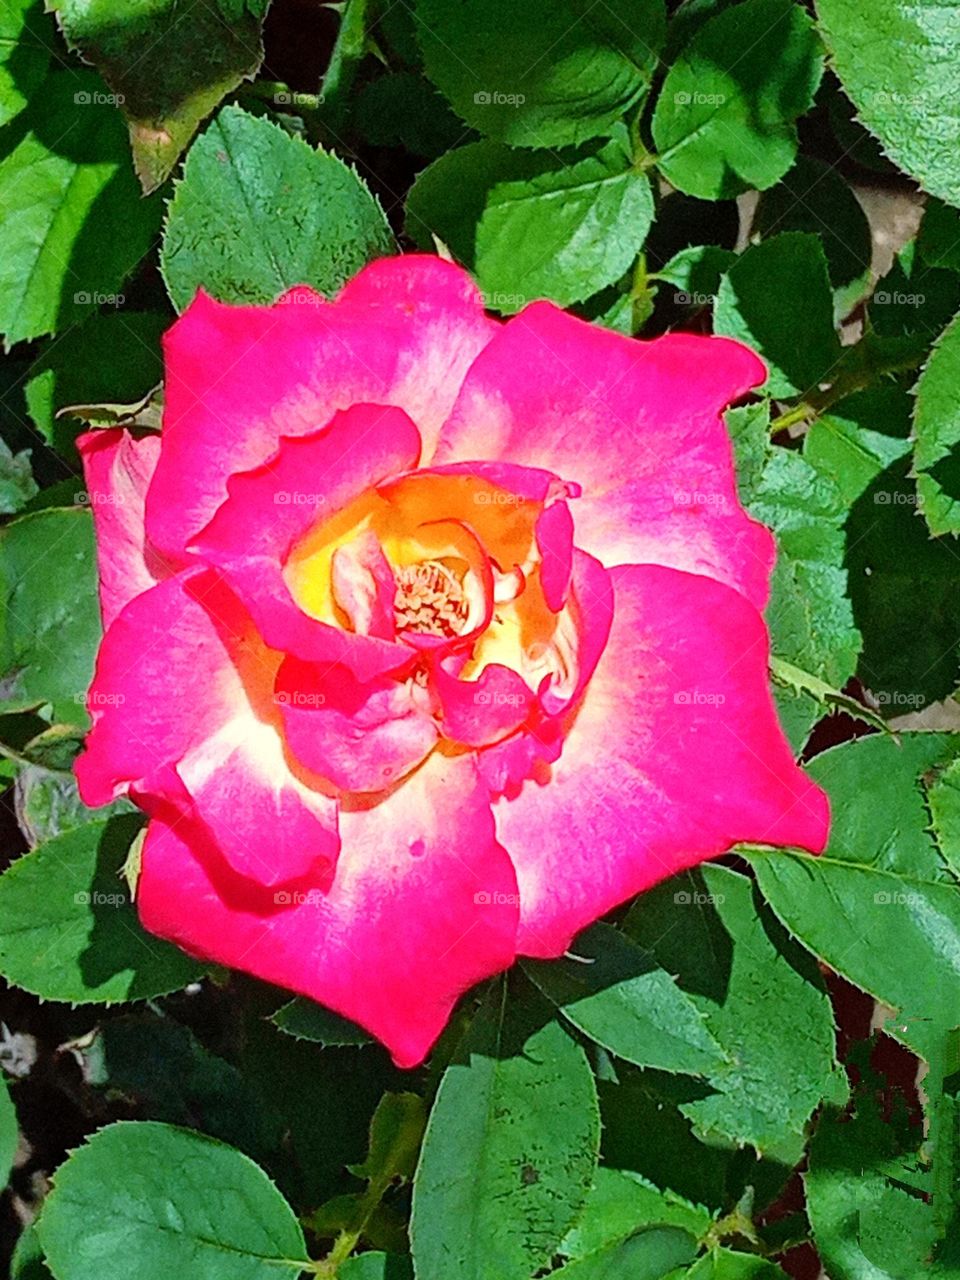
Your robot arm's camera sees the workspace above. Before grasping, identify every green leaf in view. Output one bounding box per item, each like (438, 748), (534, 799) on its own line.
(913, 311), (960, 536)
(747, 732), (960, 1061)
(727, 404), (861, 687)
(240, 1007), (402, 1210)
(161, 105), (394, 311)
(522, 922), (728, 1077)
(407, 137), (653, 312)
(929, 755), (960, 879)
(596, 1071), (789, 1216)
(805, 1074), (942, 1279)
(919, 197), (960, 273)
(354, 72), (466, 159)
(10, 1222), (52, 1280)
(551, 1225), (699, 1279)
(816, 0), (960, 207)
(715, 233), (842, 398)
(0, 70), (160, 349)
(23, 312), (165, 456)
(870, 238), (960, 362)
(655, 245), (736, 309)
(826, 80), (893, 175)
(0, 0), (52, 127)
(752, 156), (872, 320)
(349, 1092), (425, 1188)
(924, 1029), (960, 1250)
(14, 761), (134, 847)
(845, 451), (960, 709)
(77, 1013), (282, 1163)
(0, 437), (37, 515)
(685, 1250), (790, 1279)
(771, 684), (820, 757)
(559, 1168), (714, 1260)
(0, 507), (101, 725)
(339, 1256), (412, 1280)
(410, 977), (600, 1280)
(652, 0), (823, 200)
(272, 997), (373, 1046)
(37, 1121), (309, 1280)
(626, 865), (843, 1161)
(0, 816), (204, 1003)
(664, 0), (741, 62)
(804, 383), (913, 506)
(0, 1074), (17, 1189)
(50, 0), (271, 193)
(768, 656), (889, 735)
(414, 0), (665, 149)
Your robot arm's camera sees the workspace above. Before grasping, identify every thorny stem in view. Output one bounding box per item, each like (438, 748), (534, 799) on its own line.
(770, 331), (927, 434)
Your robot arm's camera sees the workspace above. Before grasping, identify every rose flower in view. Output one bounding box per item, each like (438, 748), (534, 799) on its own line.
(76, 255), (828, 1067)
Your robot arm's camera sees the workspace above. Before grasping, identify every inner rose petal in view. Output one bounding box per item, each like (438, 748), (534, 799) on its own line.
(280, 462), (592, 763)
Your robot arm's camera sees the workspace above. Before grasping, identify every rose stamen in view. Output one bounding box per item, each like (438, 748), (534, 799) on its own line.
(394, 560), (469, 637)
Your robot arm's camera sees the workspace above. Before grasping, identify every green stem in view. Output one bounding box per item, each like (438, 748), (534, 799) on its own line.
(630, 253), (657, 332)
(309, 1165), (398, 1275)
(320, 0), (370, 129)
(770, 330), (926, 434)
(770, 402), (814, 433)
(0, 740), (33, 769)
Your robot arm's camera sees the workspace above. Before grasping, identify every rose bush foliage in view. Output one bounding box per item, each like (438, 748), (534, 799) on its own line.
(4, 0), (960, 1276)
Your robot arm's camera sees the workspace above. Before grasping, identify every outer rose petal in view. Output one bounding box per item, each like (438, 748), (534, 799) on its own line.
(496, 563), (829, 958)
(433, 302), (774, 608)
(77, 429), (170, 627)
(191, 403), (422, 680)
(75, 569), (337, 888)
(337, 255), (499, 465)
(137, 754), (520, 1068)
(147, 257), (497, 561)
(193, 404), (422, 560)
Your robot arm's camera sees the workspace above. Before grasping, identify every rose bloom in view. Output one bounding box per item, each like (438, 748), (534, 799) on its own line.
(76, 256), (828, 1067)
